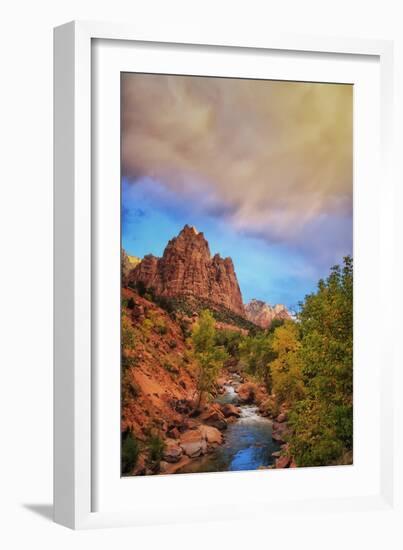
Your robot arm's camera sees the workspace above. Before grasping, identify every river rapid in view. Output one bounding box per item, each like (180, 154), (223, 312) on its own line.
(177, 375), (280, 474)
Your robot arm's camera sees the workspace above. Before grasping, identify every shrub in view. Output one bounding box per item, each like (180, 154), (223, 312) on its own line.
(155, 322), (168, 335)
(121, 431), (139, 474)
(127, 297), (135, 309)
(148, 433), (165, 463)
(135, 280), (147, 297)
(142, 318), (153, 334)
(122, 355), (138, 371)
(163, 361), (179, 374)
(122, 316), (135, 349)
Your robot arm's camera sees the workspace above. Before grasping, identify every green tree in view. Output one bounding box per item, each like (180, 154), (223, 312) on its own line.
(192, 310), (228, 408)
(289, 256), (353, 466)
(121, 431), (139, 474)
(239, 332), (276, 392)
(270, 321), (305, 404)
(148, 432), (165, 464)
(215, 329), (244, 358)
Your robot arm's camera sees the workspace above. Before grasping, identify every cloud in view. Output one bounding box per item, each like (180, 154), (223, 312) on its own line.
(121, 74), (352, 261)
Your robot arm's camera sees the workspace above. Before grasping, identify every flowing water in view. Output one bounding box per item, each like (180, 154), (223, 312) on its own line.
(177, 377), (280, 474)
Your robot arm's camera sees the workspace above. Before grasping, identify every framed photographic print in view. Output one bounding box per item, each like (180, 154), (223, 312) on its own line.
(54, 21), (396, 529)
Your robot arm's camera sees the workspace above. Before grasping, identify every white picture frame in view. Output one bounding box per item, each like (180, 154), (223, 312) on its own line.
(54, 20), (397, 530)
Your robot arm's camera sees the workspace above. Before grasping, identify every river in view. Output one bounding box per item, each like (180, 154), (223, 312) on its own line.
(176, 375), (280, 474)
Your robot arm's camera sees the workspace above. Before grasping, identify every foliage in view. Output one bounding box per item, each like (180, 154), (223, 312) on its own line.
(155, 320), (168, 335)
(122, 315), (135, 349)
(192, 310), (228, 406)
(122, 355), (138, 372)
(162, 360), (179, 374)
(239, 332), (276, 391)
(128, 280), (147, 297)
(270, 321), (305, 404)
(210, 306), (259, 332)
(121, 370), (140, 407)
(148, 433), (165, 463)
(267, 318), (286, 334)
(287, 256), (353, 466)
(141, 318), (154, 334)
(121, 431), (139, 474)
(215, 329), (244, 358)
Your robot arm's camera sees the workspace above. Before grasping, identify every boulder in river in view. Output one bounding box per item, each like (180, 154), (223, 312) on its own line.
(200, 405), (228, 430)
(220, 403), (241, 418)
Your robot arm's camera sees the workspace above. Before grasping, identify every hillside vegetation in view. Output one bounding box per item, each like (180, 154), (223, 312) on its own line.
(121, 256), (353, 473)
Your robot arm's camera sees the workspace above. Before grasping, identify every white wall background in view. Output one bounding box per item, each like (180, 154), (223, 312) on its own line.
(0, 0), (401, 548)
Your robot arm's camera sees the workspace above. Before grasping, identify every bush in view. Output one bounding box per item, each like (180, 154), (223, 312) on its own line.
(122, 355), (138, 371)
(121, 371), (140, 406)
(142, 318), (153, 334)
(163, 361), (179, 374)
(148, 433), (165, 463)
(155, 322), (168, 335)
(122, 316), (135, 349)
(215, 329), (244, 358)
(135, 280), (147, 297)
(121, 431), (139, 474)
(154, 294), (176, 314)
(127, 297), (135, 309)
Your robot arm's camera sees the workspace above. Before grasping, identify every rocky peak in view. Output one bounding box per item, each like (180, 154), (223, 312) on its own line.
(245, 299), (291, 329)
(128, 225), (245, 316)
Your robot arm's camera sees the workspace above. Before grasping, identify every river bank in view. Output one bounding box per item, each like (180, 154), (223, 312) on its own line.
(172, 372), (283, 474)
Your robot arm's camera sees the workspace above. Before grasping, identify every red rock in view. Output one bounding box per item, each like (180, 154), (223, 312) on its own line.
(220, 403), (241, 418)
(200, 406), (227, 430)
(162, 441), (183, 463)
(272, 422), (290, 443)
(237, 382), (258, 404)
(167, 427), (181, 440)
(128, 225), (245, 316)
(159, 455), (191, 474)
(275, 455), (291, 468)
(198, 424), (223, 446)
(131, 453), (147, 475)
(276, 412), (288, 423)
(179, 429), (208, 457)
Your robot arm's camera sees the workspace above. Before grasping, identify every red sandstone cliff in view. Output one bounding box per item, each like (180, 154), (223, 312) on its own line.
(128, 225), (245, 316)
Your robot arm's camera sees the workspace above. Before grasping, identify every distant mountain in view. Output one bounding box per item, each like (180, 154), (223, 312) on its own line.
(127, 225), (245, 316)
(245, 299), (291, 329)
(122, 250), (141, 283)
(127, 254), (141, 267)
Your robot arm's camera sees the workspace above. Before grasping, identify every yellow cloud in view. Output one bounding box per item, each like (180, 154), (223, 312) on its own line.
(121, 74), (352, 241)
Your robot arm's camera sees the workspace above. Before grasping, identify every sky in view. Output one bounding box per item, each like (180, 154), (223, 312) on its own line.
(121, 74), (353, 308)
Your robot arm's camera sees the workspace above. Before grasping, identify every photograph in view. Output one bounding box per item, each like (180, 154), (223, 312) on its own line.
(120, 73), (353, 476)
